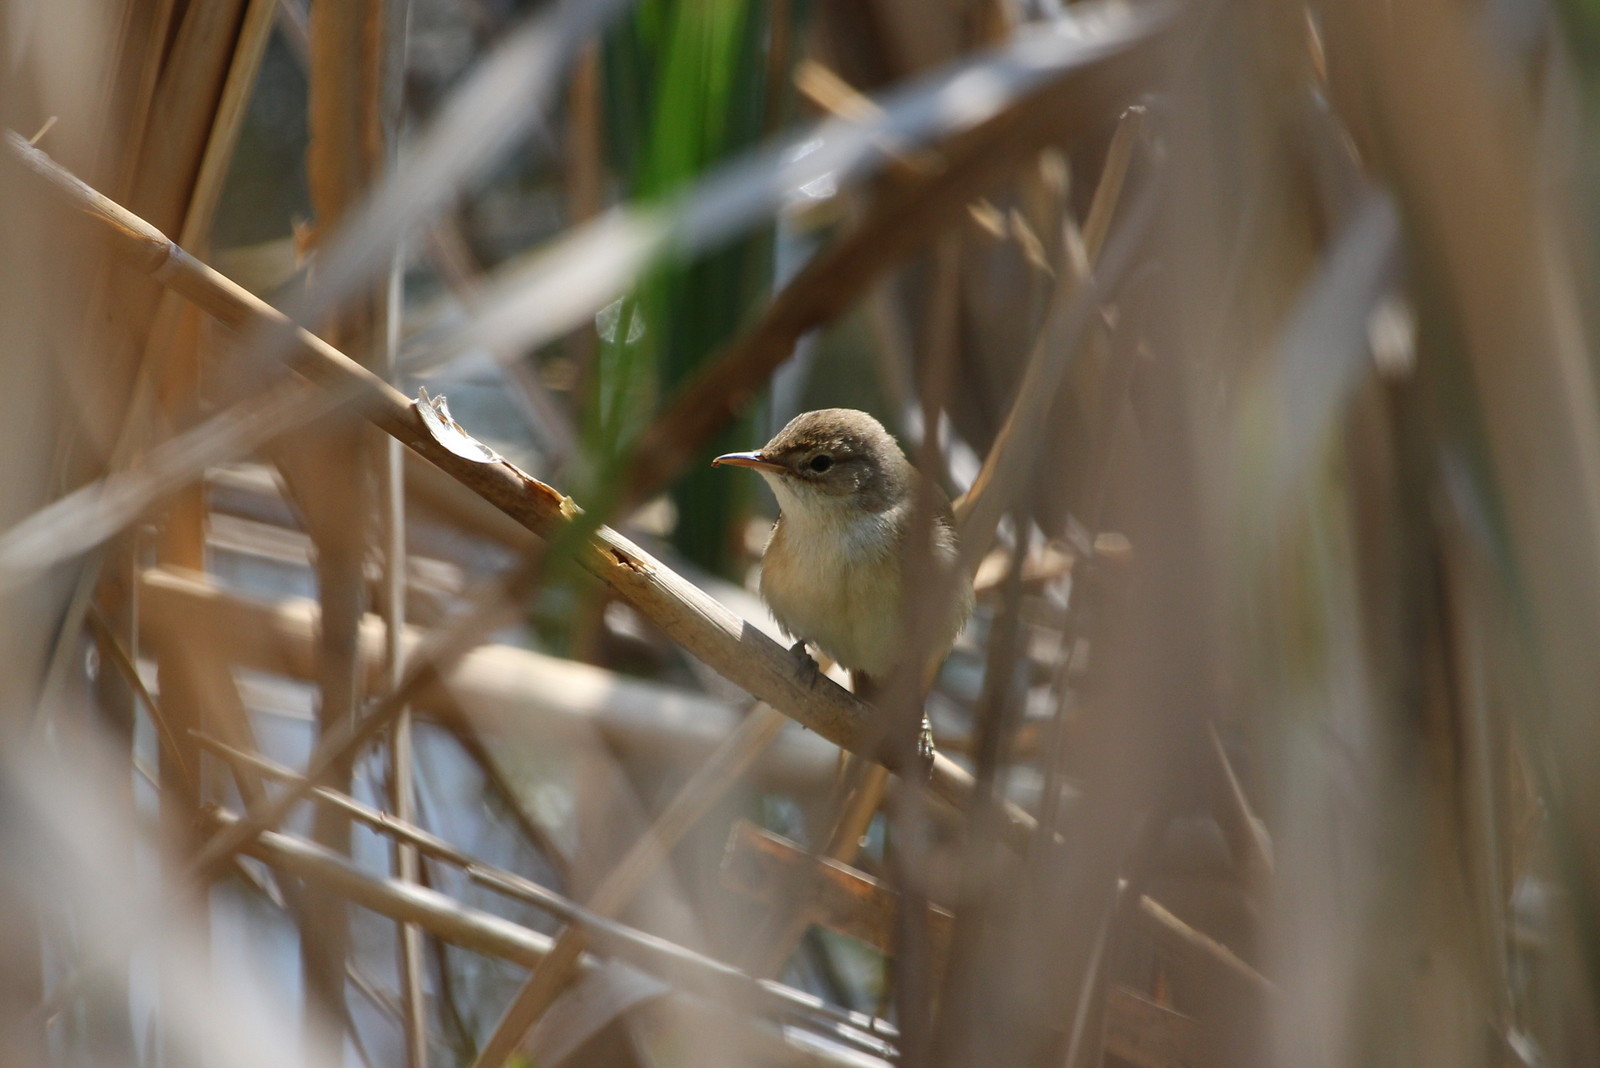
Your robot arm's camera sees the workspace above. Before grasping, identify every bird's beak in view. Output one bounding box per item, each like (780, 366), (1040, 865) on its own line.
(712, 451), (785, 474)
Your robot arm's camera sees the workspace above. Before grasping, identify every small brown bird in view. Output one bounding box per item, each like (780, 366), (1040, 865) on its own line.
(713, 409), (973, 703)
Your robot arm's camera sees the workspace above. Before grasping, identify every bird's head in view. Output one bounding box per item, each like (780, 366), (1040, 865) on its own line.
(712, 408), (912, 515)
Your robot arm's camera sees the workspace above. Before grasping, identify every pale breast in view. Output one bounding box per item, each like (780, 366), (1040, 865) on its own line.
(758, 507), (904, 677)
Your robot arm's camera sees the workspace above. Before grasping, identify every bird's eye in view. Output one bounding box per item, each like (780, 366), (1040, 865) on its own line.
(808, 454), (833, 473)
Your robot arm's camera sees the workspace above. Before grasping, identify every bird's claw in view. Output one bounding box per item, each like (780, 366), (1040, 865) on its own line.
(790, 640), (821, 688)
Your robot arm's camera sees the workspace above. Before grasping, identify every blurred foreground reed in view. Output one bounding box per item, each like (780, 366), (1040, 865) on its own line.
(1, 0), (1598, 1066)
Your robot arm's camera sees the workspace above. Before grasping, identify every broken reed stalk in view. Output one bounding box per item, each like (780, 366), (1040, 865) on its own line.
(0, 129), (1036, 850)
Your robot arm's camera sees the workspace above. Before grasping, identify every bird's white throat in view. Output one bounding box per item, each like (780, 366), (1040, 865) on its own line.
(760, 471), (902, 558)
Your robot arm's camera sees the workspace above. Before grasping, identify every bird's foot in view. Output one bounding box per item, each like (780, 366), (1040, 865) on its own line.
(790, 640), (821, 688)
(918, 714), (937, 766)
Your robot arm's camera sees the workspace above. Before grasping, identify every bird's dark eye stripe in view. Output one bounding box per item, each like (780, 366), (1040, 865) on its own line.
(808, 454), (833, 473)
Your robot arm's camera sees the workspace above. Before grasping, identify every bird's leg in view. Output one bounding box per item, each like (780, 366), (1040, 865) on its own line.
(916, 659), (944, 769)
(851, 670), (937, 771)
(917, 714), (936, 766)
(788, 639), (821, 688)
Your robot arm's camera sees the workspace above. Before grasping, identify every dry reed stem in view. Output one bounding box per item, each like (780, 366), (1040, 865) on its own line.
(176, 0), (278, 249)
(619, 9), (1176, 509)
(143, 0), (275, 568)
(722, 820), (954, 962)
(1079, 103), (1145, 265)
(202, 808), (885, 1068)
(190, 556), (544, 878)
(953, 100), (1148, 566)
(1128, 894), (1272, 1001)
(6, 148), (1282, 1060)
(742, 759), (892, 977)
(721, 825), (1207, 1066)
(0, 7), (1172, 580)
(103, 0), (179, 200)
(84, 606), (192, 791)
(128, 0), (252, 234)
(0, 131), (1045, 845)
(301, 0), (401, 1057)
(197, 733), (888, 1039)
(142, 561), (575, 869)
(137, 567), (837, 787)
(1207, 722), (1274, 883)
(793, 59), (942, 177)
(1332, 0), (1600, 968)
(471, 706), (790, 1068)
(8, 131), (1272, 1046)
(724, 817), (1274, 1006)
(101, 16), (281, 991)
(1101, 991), (1199, 1068)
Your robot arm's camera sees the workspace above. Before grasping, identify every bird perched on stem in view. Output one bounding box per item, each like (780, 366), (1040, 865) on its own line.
(714, 409), (973, 754)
